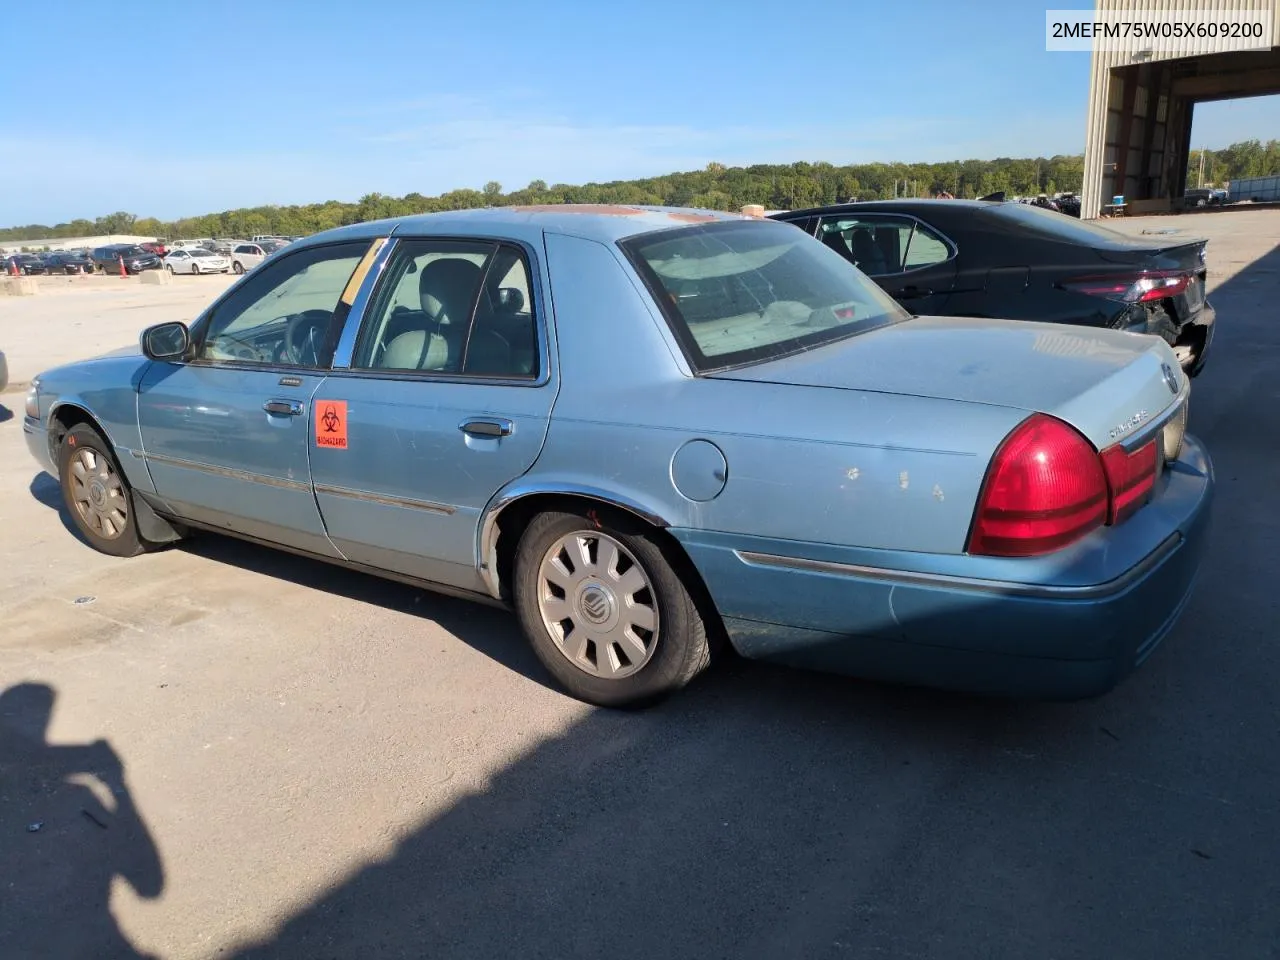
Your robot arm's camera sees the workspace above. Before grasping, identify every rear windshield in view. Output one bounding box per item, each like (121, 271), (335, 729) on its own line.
(621, 220), (907, 372)
(983, 202), (1138, 246)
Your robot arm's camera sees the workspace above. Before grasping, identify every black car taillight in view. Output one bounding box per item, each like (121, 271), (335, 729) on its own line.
(1058, 269), (1191, 303)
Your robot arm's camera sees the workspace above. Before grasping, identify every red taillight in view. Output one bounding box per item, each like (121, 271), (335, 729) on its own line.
(1100, 440), (1157, 524)
(1060, 270), (1191, 303)
(967, 414), (1109, 557)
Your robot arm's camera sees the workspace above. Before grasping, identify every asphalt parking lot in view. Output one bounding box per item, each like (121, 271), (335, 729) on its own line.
(1, 210), (1277, 959)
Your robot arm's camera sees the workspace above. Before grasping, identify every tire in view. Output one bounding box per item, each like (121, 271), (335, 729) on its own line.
(513, 509), (711, 707)
(190, 262), (200, 275)
(58, 423), (150, 558)
(232, 261), (244, 275)
(165, 264), (174, 274)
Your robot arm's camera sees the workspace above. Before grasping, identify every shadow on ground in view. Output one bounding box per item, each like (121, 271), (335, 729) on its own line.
(0, 404), (13, 424)
(0, 682), (163, 959)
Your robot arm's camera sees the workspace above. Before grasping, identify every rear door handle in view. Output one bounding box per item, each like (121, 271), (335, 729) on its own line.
(460, 417), (513, 438)
(264, 399), (304, 417)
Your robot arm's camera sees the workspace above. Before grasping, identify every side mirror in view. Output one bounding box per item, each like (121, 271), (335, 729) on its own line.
(141, 321), (190, 361)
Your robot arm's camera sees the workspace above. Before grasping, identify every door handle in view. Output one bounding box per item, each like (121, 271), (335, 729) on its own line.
(264, 399), (304, 417)
(895, 286), (933, 300)
(460, 417), (514, 438)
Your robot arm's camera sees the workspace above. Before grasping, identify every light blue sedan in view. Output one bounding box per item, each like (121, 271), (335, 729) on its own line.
(22, 206), (1212, 706)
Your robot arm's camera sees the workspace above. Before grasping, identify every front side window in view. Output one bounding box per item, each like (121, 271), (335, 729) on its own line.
(622, 220), (907, 372)
(816, 215), (952, 276)
(195, 241), (369, 368)
(354, 239), (539, 379)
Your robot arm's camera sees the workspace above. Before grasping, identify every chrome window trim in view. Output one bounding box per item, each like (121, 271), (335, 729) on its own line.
(312, 482), (455, 515)
(735, 532), (1181, 600)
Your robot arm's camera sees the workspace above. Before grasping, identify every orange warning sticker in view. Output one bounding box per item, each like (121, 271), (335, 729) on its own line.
(315, 400), (348, 449)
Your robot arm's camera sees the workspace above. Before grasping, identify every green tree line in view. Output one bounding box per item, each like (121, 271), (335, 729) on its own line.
(1185, 138), (1280, 189)
(2, 140), (1273, 243)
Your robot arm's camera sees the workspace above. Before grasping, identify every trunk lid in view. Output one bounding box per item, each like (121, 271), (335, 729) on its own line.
(710, 315), (1187, 451)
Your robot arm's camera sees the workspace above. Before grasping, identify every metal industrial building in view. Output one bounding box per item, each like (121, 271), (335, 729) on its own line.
(1081, 0), (1280, 218)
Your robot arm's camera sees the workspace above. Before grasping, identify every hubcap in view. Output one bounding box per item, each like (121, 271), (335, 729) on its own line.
(536, 531), (659, 680)
(68, 448), (128, 540)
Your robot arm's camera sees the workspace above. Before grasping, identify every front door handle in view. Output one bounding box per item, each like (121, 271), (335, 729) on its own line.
(264, 399), (304, 417)
(460, 417), (514, 438)
(895, 286), (933, 300)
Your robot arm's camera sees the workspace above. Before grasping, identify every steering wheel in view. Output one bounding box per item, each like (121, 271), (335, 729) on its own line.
(283, 310), (333, 366)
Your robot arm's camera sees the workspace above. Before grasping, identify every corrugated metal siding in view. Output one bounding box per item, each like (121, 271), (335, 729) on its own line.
(1081, 0), (1280, 217)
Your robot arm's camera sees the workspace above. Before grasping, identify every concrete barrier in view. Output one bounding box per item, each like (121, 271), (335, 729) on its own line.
(1, 277), (39, 296)
(140, 269), (172, 286)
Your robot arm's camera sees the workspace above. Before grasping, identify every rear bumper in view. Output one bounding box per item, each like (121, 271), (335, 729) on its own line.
(1181, 298), (1215, 377)
(674, 434), (1213, 700)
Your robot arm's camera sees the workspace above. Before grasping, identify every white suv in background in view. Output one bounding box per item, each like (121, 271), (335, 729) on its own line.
(231, 240), (287, 274)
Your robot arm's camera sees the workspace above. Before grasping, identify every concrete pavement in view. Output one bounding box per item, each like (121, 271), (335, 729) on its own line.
(1, 210), (1277, 959)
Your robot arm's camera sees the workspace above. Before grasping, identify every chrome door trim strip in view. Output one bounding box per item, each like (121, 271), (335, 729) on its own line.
(312, 482), (456, 515)
(142, 451), (312, 492)
(734, 534), (1180, 600)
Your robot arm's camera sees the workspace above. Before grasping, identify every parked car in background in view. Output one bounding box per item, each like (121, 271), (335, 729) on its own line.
(41, 250), (96, 274)
(23, 206), (1211, 708)
(771, 199), (1215, 375)
(90, 244), (163, 274)
(139, 241), (169, 257)
(163, 247), (231, 275)
(4, 253), (47, 275)
(230, 240), (286, 274)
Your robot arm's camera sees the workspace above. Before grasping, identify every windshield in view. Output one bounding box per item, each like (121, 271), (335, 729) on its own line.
(118, 246), (145, 257)
(188, 248), (214, 257)
(621, 220), (907, 372)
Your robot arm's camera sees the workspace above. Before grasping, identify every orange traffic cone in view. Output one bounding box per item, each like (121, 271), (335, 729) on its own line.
(118, 255), (127, 278)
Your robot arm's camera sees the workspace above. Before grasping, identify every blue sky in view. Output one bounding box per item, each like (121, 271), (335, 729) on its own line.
(0, 0), (1276, 224)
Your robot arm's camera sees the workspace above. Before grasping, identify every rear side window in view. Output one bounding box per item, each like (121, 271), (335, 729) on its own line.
(816, 215), (952, 275)
(622, 220), (907, 372)
(353, 239), (539, 379)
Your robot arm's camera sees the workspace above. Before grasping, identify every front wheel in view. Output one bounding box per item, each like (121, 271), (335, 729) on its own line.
(513, 510), (711, 707)
(190, 262), (200, 275)
(232, 261), (244, 275)
(58, 424), (150, 558)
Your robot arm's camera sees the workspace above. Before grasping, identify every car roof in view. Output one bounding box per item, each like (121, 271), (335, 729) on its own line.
(776, 199), (1003, 218)
(290, 205), (752, 251)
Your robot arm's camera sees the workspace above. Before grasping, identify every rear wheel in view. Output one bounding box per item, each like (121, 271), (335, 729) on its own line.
(513, 510), (711, 707)
(58, 424), (148, 558)
(165, 264), (174, 274)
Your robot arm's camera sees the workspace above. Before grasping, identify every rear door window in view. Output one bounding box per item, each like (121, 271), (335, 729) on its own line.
(816, 215), (952, 276)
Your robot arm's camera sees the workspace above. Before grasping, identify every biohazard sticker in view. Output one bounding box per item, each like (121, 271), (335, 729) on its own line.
(315, 400), (348, 449)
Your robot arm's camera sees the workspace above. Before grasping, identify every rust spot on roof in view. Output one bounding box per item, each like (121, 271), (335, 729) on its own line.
(666, 211), (720, 223)
(513, 204), (643, 216)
